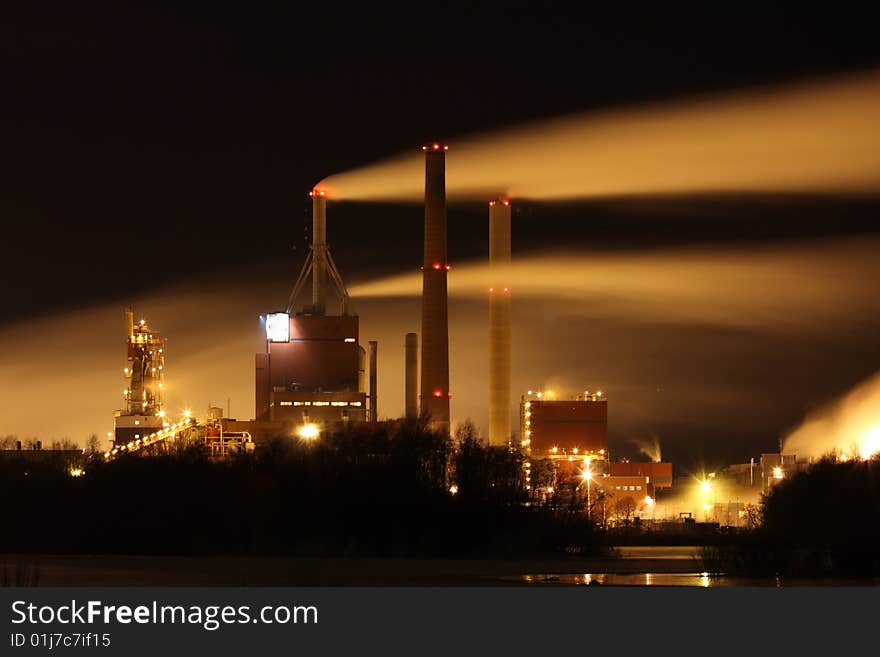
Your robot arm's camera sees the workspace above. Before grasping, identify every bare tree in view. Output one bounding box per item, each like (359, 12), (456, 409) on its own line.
(613, 496), (637, 526)
(86, 434), (101, 455)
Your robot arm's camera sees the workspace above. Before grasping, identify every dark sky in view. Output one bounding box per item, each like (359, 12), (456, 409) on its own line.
(3, 5), (880, 465)
(3, 4), (880, 323)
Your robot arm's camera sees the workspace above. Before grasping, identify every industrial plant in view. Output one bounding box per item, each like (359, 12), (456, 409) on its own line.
(57, 140), (845, 530)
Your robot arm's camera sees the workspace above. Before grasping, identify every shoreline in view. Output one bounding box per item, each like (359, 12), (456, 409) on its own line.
(2, 551), (700, 586)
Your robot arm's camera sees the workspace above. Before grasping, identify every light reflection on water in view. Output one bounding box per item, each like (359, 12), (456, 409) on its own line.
(521, 573), (774, 587)
(520, 573), (880, 587)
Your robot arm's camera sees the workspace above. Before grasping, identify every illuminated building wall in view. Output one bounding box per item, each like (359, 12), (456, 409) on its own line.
(256, 314), (366, 425)
(519, 391), (607, 457)
(609, 461), (673, 489)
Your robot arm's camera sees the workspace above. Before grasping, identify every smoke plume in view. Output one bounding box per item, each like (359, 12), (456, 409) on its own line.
(320, 72), (880, 201)
(783, 371), (880, 461)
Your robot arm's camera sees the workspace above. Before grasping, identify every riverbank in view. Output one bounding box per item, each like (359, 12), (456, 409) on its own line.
(2, 549), (700, 586)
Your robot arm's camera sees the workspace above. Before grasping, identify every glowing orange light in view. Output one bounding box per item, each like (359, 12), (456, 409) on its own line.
(489, 287), (494, 292)
(433, 262), (441, 270)
(433, 389), (443, 397)
(503, 200), (509, 206)
(445, 264), (451, 270)
(489, 200), (495, 206)
(432, 143), (440, 150)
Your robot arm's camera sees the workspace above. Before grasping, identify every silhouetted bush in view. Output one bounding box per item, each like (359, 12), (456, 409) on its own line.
(760, 456), (880, 576)
(0, 420), (600, 558)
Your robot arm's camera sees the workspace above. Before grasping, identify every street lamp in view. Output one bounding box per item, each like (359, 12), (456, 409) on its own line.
(581, 459), (593, 519)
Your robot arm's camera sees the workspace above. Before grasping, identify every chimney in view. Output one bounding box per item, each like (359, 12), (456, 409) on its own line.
(405, 332), (418, 419)
(311, 190), (327, 314)
(368, 340), (378, 422)
(419, 143), (450, 432)
(488, 199), (512, 445)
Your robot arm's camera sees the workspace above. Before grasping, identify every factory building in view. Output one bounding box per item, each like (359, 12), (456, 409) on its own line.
(113, 308), (167, 447)
(609, 461), (673, 490)
(594, 475), (656, 515)
(255, 190), (369, 434)
(520, 390), (607, 458)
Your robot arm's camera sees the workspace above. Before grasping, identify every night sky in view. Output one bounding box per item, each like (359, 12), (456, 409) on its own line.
(3, 5), (880, 466)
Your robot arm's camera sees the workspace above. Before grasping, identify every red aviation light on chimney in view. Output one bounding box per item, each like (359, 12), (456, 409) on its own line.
(422, 143), (449, 152)
(309, 189), (326, 198)
(432, 262), (441, 270)
(445, 264), (451, 270)
(433, 389), (443, 397)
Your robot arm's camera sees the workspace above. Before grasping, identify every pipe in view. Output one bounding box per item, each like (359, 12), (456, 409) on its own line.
(405, 332), (418, 419)
(488, 200), (512, 445)
(368, 340), (378, 422)
(125, 307), (134, 339)
(311, 190), (327, 314)
(419, 144), (450, 432)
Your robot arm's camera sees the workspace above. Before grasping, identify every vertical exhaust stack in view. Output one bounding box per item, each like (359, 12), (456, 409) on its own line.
(488, 200), (512, 446)
(405, 332), (418, 419)
(419, 143), (451, 432)
(368, 340), (378, 422)
(311, 190), (328, 315)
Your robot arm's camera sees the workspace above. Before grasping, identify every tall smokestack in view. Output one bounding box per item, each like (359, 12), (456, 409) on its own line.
(419, 143), (450, 431)
(405, 332), (418, 419)
(368, 340), (378, 422)
(488, 200), (511, 445)
(311, 190), (327, 314)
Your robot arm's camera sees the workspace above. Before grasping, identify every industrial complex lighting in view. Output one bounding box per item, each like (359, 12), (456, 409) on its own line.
(297, 423), (319, 441)
(68, 467), (84, 478)
(644, 496), (654, 506)
(449, 484), (459, 495)
(700, 480), (711, 493)
(773, 466), (784, 479)
(265, 312), (291, 343)
(859, 426), (880, 460)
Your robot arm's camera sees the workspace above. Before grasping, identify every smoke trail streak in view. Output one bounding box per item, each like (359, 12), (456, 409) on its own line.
(349, 237), (880, 333)
(321, 72), (880, 201)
